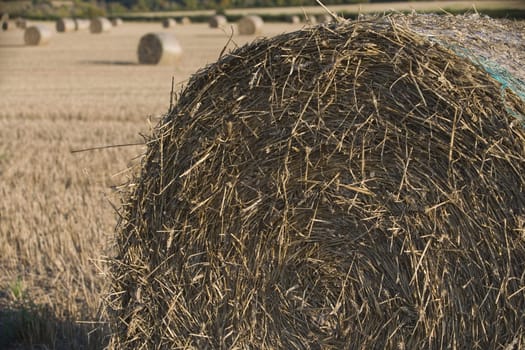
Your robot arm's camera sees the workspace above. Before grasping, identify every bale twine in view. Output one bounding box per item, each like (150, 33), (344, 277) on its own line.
(111, 17), (123, 26)
(109, 14), (525, 349)
(162, 18), (176, 28)
(24, 25), (52, 45)
(74, 18), (90, 30)
(137, 32), (182, 65)
(237, 15), (263, 35)
(56, 18), (75, 32)
(89, 17), (112, 33)
(209, 14), (227, 28)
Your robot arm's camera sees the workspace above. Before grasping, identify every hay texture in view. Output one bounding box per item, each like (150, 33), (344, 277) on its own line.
(137, 32), (182, 65)
(237, 15), (263, 35)
(89, 17), (111, 33)
(74, 18), (90, 30)
(209, 14), (227, 28)
(109, 14), (525, 349)
(24, 25), (52, 45)
(162, 18), (176, 28)
(56, 18), (75, 32)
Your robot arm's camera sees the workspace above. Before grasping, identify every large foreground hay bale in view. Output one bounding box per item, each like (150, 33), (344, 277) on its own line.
(209, 14), (227, 28)
(24, 25), (52, 45)
(162, 18), (176, 28)
(137, 32), (182, 65)
(90, 17), (111, 33)
(109, 14), (525, 349)
(237, 15), (263, 35)
(56, 18), (75, 32)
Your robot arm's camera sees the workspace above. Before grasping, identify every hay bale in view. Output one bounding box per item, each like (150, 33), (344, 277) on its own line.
(288, 15), (301, 24)
(137, 32), (182, 65)
(90, 17), (112, 33)
(109, 14), (525, 349)
(1, 20), (17, 31)
(15, 17), (27, 29)
(237, 15), (263, 35)
(1, 13), (9, 22)
(111, 17), (123, 26)
(180, 16), (191, 25)
(316, 13), (334, 24)
(162, 18), (176, 28)
(24, 25), (52, 45)
(209, 14), (227, 28)
(56, 18), (75, 32)
(74, 18), (90, 30)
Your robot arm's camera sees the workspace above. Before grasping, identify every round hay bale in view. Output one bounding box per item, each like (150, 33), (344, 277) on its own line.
(1, 13), (9, 22)
(90, 17), (112, 33)
(109, 15), (525, 349)
(15, 17), (27, 29)
(162, 18), (176, 28)
(56, 18), (75, 32)
(111, 17), (123, 26)
(316, 13), (334, 24)
(1, 20), (16, 31)
(288, 15), (301, 24)
(209, 14), (227, 28)
(237, 15), (263, 35)
(137, 32), (182, 65)
(180, 16), (191, 25)
(74, 18), (90, 30)
(305, 14), (317, 24)
(24, 25), (52, 45)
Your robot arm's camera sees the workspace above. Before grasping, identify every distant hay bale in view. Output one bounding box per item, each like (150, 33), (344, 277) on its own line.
(111, 17), (123, 26)
(305, 14), (317, 24)
(162, 18), (176, 28)
(1, 20), (16, 31)
(180, 16), (191, 25)
(24, 25), (52, 45)
(137, 32), (182, 65)
(316, 13), (334, 24)
(209, 14), (227, 28)
(74, 18), (90, 30)
(109, 14), (525, 349)
(288, 15), (301, 24)
(15, 17), (27, 29)
(56, 18), (75, 32)
(237, 15), (263, 35)
(90, 17), (112, 33)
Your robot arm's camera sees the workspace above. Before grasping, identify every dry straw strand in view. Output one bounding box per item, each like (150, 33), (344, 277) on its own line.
(24, 25), (52, 45)
(109, 14), (525, 350)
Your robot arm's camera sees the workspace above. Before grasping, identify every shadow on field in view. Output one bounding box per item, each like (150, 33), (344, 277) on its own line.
(0, 303), (108, 350)
(80, 60), (138, 66)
